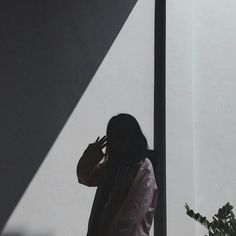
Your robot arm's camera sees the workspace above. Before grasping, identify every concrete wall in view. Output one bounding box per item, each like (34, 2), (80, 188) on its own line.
(167, 0), (236, 235)
(193, 1), (236, 235)
(166, 0), (195, 235)
(2, 0), (155, 235)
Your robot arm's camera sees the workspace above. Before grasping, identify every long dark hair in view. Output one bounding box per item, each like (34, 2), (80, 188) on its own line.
(105, 113), (148, 166)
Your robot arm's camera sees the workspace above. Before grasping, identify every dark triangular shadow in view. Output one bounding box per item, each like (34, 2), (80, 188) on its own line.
(0, 0), (137, 231)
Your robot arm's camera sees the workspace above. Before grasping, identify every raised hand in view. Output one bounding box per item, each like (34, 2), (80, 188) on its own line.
(77, 136), (107, 186)
(94, 135), (107, 151)
(84, 135), (107, 163)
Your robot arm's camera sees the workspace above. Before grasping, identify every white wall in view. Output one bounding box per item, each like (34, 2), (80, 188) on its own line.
(2, 0), (155, 235)
(167, 0), (236, 235)
(193, 1), (236, 235)
(166, 0), (195, 235)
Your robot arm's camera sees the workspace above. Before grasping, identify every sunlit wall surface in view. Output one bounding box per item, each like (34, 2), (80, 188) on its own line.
(2, 0), (155, 235)
(193, 1), (236, 235)
(167, 0), (236, 235)
(166, 0), (195, 234)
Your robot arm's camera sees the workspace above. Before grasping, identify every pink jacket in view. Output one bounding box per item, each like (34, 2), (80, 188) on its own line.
(77, 145), (158, 236)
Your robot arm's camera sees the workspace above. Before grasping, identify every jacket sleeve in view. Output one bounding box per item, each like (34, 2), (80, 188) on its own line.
(76, 144), (106, 187)
(107, 168), (157, 236)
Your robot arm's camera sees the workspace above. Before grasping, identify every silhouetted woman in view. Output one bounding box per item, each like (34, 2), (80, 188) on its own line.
(77, 113), (158, 236)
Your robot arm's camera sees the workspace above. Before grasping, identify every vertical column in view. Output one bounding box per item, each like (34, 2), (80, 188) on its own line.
(154, 0), (166, 235)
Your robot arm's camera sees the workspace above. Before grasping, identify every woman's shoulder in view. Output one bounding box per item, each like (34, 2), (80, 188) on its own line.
(133, 158), (155, 183)
(130, 158), (157, 192)
(139, 158), (155, 174)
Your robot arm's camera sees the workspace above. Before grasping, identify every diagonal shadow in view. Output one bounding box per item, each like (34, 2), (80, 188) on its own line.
(0, 0), (137, 232)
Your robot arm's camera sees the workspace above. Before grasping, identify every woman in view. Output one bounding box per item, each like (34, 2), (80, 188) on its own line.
(77, 113), (158, 236)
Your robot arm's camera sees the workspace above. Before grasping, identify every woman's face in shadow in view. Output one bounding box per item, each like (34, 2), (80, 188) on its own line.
(107, 134), (129, 155)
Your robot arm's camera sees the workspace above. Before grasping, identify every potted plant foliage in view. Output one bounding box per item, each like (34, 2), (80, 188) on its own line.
(185, 202), (236, 236)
